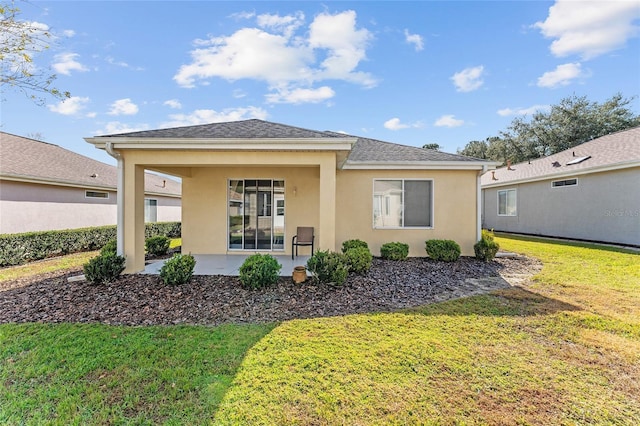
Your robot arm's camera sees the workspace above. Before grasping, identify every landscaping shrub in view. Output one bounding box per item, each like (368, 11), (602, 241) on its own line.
(239, 254), (282, 289)
(145, 235), (170, 256)
(474, 230), (500, 262)
(425, 239), (461, 262)
(344, 246), (373, 274)
(0, 222), (181, 267)
(306, 250), (349, 287)
(380, 242), (409, 261)
(83, 253), (126, 285)
(160, 253), (196, 286)
(100, 239), (118, 256)
(341, 239), (369, 253)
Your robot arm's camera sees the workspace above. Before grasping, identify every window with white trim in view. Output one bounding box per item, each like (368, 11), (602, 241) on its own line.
(85, 190), (109, 199)
(145, 199), (158, 223)
(373, 179), (433, 228)
(552, 178), (577, 188)
(497, 189), (517, 216)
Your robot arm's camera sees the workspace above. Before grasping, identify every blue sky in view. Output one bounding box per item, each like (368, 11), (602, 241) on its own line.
(3, 0), (640, 165)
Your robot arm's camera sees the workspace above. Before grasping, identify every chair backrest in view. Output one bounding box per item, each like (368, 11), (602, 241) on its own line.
(296, 227), (314, 243)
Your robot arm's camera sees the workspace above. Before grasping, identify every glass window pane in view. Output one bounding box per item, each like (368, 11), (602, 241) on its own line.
(373, 180), (402, 227)
(229, 180), (244, 249)
(404, 181), (431, 227)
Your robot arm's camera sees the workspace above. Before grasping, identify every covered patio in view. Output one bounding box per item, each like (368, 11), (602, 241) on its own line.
(143, 254), (311, 277)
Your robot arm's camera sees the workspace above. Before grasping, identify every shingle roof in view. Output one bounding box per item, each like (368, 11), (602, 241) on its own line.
(95, 119), (485, 164)
(0, 132), (181, 196)
(481, 126), (640, 187)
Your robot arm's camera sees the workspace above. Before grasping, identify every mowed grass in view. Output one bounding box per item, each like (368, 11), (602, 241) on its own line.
(1, 235), (639, 424)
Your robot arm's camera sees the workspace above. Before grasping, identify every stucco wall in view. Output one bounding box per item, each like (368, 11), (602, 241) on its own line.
(0, 180), (181, 234)
(336, 169), (479, 256)
(482, 167), (640, 246)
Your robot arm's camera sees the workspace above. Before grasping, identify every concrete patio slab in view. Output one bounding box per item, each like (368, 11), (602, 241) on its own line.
(143, 254), (311, 277)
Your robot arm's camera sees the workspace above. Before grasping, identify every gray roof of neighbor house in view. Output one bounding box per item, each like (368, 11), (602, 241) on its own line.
(481, 126), (640, 188)
(93, 119), (488, 164)
(0, 132), (181, 196)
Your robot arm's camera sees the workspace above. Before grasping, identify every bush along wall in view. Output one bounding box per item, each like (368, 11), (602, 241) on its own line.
(0, 222), (181, 267)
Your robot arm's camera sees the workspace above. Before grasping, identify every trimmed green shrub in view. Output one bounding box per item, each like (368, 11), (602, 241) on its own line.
(380, 242), (409, 261)
(239, 254), (282, 289)
(160, 253), (196, 286)
(100, 239), (118, 256)
(0, 222), (181, 267)
(474, 230), (500, 262)
(344, 247), (373, 274)
(306, 250), (349, 287)
(145, 235), (170, 256)
(83, 253), (126, 285)
(341, 239), (369, 253)
(425, 239), (461, 262)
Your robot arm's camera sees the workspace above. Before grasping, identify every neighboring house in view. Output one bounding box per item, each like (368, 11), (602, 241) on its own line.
(85, 119), (496, 273)
(481, 126), (640, 247)
(0, 132), (181, 234)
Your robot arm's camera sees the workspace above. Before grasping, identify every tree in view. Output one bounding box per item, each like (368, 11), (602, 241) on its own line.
(0, 1), (70, 103)
(422, 143), (441, 151)
(458, 93), (640, 165)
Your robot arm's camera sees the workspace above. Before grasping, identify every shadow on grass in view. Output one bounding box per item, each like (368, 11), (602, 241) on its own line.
(495, 232), (640, 255)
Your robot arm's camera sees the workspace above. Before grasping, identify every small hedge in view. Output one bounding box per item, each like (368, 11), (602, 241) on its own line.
(239, 254), (282, 289)
(425, 239), (461, 262)
(306, 250), (349, 287)
(380, 242), (409, 261)
(160, 253), (196, 286)
(344, 246), (373, 274)
(474, 230), (500, 262)
(0, 222), (181, 267)
(341, 239), (369, 253)
(83, 253), (126, 285)
(145, 235), (170, 256)
(100, 240), (118, 256)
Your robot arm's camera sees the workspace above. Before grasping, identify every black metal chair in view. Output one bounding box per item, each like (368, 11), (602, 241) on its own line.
(292, 227), (314, 259)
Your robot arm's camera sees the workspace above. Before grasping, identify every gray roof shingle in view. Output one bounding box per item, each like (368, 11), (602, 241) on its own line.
(0, 132), (181, 196)
(481, 126), (640, 186)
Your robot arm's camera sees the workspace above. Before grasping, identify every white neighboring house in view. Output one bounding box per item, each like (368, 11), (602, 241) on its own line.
(0, 132), (181, 234)
(481, 126), (640, 247)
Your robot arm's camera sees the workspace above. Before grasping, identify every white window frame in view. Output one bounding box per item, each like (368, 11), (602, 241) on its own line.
(497, 188), (517, 217)
(551, 178), (578, 188)
(85, 190), (109, 199)
(372, 178), (434, 229)
(145, 198), (158, 223)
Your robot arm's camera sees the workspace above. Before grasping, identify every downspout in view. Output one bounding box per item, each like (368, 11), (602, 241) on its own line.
(105, 142), (124, 256)
(477, 165), (488, 242)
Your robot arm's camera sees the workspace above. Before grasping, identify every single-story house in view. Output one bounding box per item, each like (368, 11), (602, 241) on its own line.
(0, 132), (181, 234)
(85, 119), (497, 273)
(481, 126), (640, 247)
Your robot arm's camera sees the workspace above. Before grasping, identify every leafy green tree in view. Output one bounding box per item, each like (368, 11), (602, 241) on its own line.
(459, 93), (640, 165)
(422, 143), (441, 151)
(0, 1), (70, 103)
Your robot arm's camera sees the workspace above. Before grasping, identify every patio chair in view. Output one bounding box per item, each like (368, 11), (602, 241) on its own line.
(292, 226), (314, 259)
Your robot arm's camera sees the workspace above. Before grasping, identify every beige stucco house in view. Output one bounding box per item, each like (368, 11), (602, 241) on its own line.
(86, 119), (496, 273)
(0, 132), (181, 234)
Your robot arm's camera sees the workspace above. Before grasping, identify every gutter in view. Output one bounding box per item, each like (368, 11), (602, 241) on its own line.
(105, 142), (124, 256)
(477, 165), (488, 242)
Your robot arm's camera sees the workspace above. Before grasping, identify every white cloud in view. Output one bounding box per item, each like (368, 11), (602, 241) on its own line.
(160, 106), (268, 128)
(383, 117), (423, 130)
(108, 98), (139, 115)
(47, 96), (91, 116)
(62, 29), (76, 37)
(534, 0), (640, 60)
(537, 62), (587, 88)
(174, 10), (376, 104)
(404, 29), (424, 51)
(434, 115), (464, 128)
(451, 65), (484, 92)
(163, 99), (182, 109)
(265, 86), (335, 104)
(52, 52), (88, 76)
(497, 104), (551, 116)
(95, 122), (150, 136)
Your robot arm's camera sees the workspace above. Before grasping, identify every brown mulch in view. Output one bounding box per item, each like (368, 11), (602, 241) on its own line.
(0, 256), (541, 326)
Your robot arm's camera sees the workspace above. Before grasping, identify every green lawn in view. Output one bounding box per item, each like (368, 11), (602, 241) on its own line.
(1, 235), (639, 424)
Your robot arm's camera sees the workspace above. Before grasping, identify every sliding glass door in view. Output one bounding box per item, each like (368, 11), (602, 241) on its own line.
(228, 179), (284, 250)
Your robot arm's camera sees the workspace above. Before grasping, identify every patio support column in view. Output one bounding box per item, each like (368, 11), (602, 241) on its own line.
(122, 161), (146, 273)
(318, 154), (337, 251)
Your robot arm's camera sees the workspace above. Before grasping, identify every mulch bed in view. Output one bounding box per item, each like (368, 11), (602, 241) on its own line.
(0, 256), (541, 326)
